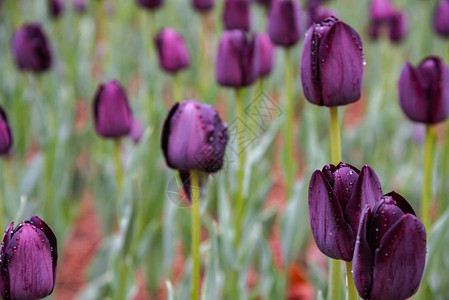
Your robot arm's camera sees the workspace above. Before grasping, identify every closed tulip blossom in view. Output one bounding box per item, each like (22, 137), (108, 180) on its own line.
(308, 163), (383, 261)
(353, 192), (426, 300)
(136, 0), (164, 10)
(161, 100), (228, 199)
(388, 10), (408, 42)
(93, 80), (133, 139)
(370, 0), (394, 22)
(398, 56), (449, 124)
(267, 0), (303, 47)
(254, 33), (274, 78)
(10, 23), (52, 73)
(222, 0), (251, 31)
(0, 106), (13, 156)
(434, 0), (449, 38)
(0, 216), (57, 300)
(155, 28), (190, 73)
(300, 17), (364, 107)
(216, 30), (259, 88)
(48, 0), (65, 19)
(192, 0), (214, 13)
(73, 0), (87, 14)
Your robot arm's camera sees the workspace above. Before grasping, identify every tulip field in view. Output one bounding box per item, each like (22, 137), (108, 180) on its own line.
(1, 0), (449, 299)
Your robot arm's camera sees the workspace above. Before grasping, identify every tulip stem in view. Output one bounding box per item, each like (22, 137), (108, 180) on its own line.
(329, 259), (342, 300)
(422, 125), (436, 230)
(284, 48), (296, 201)
(346, 261), (358, 300)
(235, 88), (246, 246)
(114, 139), (123, 199)
(329, 106), (342, 164)
(190, 171), (201, 300)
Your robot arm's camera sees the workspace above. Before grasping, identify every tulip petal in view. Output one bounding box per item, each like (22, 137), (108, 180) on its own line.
(0, 106), (13, 155)
(383, 191), (415, 215)
(308, 170), (354, 261)
(370, 214), (426, 300)
(300, 26), (323, 106)
(345, 165), (383, 235)
(0, 223), (14, 300)
(398, 63), (428, 123)
(319, 21), (364, 106)
(6, 223), (54, 300)
(161, 103), (180, 169)
(352, 207), (374, 299)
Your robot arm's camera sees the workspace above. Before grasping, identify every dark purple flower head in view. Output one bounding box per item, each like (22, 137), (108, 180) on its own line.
(388, 10), (408, 43)
(267, 0), (303, 47)
(0, 107), (12, 156)
(370, 0), (395, 21)
(353, 192), (426, 300)
(223, 0), (251, 32)
(0, 216), (57, 300)
(10, 23), (52, 73)
(155, 28), (190, 73)
(216, 30), (259, 88)
(300, 17), (364, 107)
(308, 163), (383, 261)
(93, 80), (133, 139)
(161, 100), (228, 200)
(192, 0), (214, 13)
(73, 0), (87, 13)
(136, 0), (164, 10)
(434, 0), (449, 38)
(48, 0), (65, 19)
(254, 32), (274, 78)
(398, 56), (449, 124)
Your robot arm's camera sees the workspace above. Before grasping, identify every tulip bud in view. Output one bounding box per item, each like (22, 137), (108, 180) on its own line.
(388, 10), (408, 43)
(369, 0), (394, 21)
(93, 80), (133, 139)
(136, 0), (164, 10)
(216, 30), (259, 88)
(154, 28), (190, 73)
(308, 163), (383, 261)
(267, 0), (303, 47)
(48, 0), (65, 19)
(398, 56), (449, 124)
(161, 100), (228, 199)
(254, 33), (274, 78)
(300, 17), (364, 107)
(353, 192), (426, 300)
(0, 106), (13, 156)
(10, 23), (52, 73)
(434, 0), (449, 38)
(0, 216), (57, 300)
(192, 0), (214, 13)
(222, 0), (251, 32)
(73, 0), (87, 14)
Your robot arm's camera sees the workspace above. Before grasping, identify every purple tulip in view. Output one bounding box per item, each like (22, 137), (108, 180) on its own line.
(0, 216), (57, 300)
(136, 0), (164, 10)
(353, 192), (426, 300)
(216, 30), (259, 88)
(154, 28), (190, 73)
(370, 0), (395, 21)
(222, 0), (251, 32)
(73, 0), (87, 13)
(0, 106), (12, 156)
(93, 80), (133, 139)
(308, 163), (383, 261)
(434, 0), (449, 38)
(161, 100), (228, 200)
(192, 0), (214, 13)
(48, 0), (65, 19)
(254, 33), (274, 78)
(300, 17), (364, 107)
(10, 23), (52, 73)
(267, 0), (303, 47)
(388, 10), (408, 43)
(398, 56), (449, 124)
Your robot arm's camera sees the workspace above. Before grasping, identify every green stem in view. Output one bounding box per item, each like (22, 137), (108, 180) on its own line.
(198, 14), (208, 100)
(284, 49), (296, 201)
(329, 106), (342, 300)
(173, 73), (182, 103)
(235, 88), (245, 246)
(114, 139), (123, 199)
(329, 107), (342, 164)
(190, 171), (201, 300)
(328, 259), (342, 300)
(346, 261), (358, 300)
(421, 125), (436, 230)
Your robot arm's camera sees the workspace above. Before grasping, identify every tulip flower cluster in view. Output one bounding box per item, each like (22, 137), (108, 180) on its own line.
(369, 0), (408, 43)
(309, 163), (427, 299)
